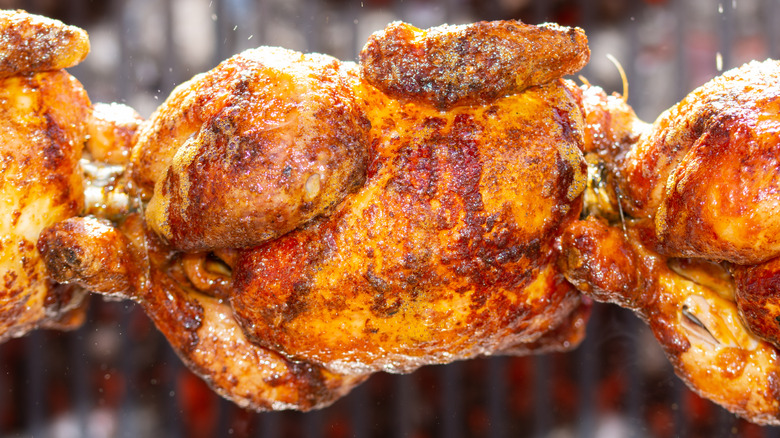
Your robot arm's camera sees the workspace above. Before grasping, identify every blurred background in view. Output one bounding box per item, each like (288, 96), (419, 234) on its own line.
(1, 0), (780, 437)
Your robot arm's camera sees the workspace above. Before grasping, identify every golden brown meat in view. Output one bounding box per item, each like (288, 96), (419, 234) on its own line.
(0, 10), (93, 342)
(40, 19), (592, 409)
(231, 76), (588, 374)
(360, 20), (589, 110)
(135, 47), (370, 252)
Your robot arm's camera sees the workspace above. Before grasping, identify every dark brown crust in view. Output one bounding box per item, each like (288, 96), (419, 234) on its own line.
(360, 21), (589, 110)
(0, 10), (89, 78)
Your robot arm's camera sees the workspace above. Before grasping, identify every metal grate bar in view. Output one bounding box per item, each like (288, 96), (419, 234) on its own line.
(118, 306), (139, 438)
(24, 331), (45, 437)
(532, 355), (551, 437)
(394, 373), (414, 438)
(576, 303), (600, 438)
(0, 343), (5, 435)
(441, 360), (463, 438)
(69, 319), (91, 438)
(625, 314), (643, 437)
(487, 356), (507, 438)
(347, 377), (370, 438)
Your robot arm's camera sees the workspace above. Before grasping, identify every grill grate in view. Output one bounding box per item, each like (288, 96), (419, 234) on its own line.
(3, 0), (780, 436)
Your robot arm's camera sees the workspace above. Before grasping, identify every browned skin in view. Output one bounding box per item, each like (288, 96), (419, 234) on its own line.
(0, 10), (89, 78)
(134, 47), (370, 252)
(360, 20), (589, 110)
(614, 60), (780, 265)
(559, 217), (780, 425)
(38, 215), (367, 411)
(86, 102), (143, 165)
(564, 82), (649, 220)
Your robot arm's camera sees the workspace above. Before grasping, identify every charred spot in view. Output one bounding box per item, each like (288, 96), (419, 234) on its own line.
(283, 361), (333, 409)
(366, 268), (402, 318)
(469, 287), (490, 311)
(3, 271), (18, 289)
(42, 112), (69, 170)
(365, 267), (388, 292)
(282, 280), (311, 323)
(371, 292), (402, 318)
(386, 140), (437, 199)
(554, 107), (578, 146)
(43, 281), (81, 312)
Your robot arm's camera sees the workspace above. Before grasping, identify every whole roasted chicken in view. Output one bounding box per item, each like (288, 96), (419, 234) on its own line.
(39, 20), (593, 409)
(0, 10), (95, 341)
(560, 60), (780, 425)
(0, 10), (143, 342)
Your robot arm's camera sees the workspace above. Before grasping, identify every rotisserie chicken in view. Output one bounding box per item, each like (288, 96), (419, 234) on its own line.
(0, 10), (92, 342)
(560, 59), (780, 425)
(0, 10), (143, 343)
(39, 19), (593, 409)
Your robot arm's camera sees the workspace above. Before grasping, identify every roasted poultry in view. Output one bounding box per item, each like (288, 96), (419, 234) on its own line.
(39, 20), (594, 409)
(560, 60), (780, 425)
(0, 10), (93, 342)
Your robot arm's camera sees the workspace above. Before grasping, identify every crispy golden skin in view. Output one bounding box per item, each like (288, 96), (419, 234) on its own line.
(734, 257), (780, 350)
(134, 47), (370, 252)
(0, 9), (89, 78)
(38, 215), (366, 411)
(0, 69), (91, 342)
(617, 60), (780, 265)
(560, 217), (780, 425)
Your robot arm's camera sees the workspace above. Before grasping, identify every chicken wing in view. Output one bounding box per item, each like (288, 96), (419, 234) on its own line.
(0, 9), (89, 78)
(38, 214), (367, 411)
